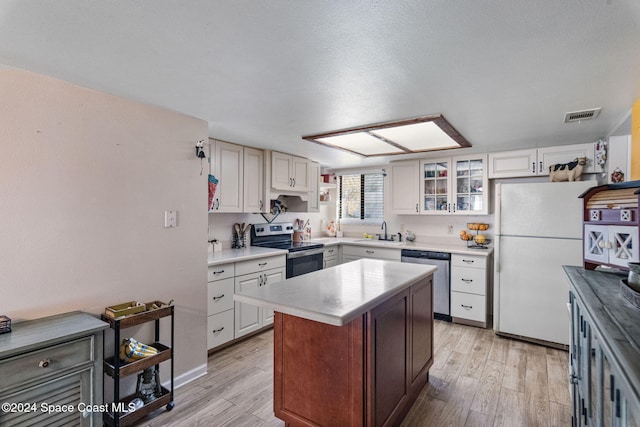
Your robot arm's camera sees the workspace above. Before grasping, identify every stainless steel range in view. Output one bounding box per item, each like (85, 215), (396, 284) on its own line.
(251, 223), (324, 278)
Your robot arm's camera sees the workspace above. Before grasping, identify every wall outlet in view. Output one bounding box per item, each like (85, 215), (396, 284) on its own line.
(447, 225), (453, 234)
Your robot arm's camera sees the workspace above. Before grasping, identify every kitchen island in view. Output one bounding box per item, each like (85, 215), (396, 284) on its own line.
(235, 259), (436, 427)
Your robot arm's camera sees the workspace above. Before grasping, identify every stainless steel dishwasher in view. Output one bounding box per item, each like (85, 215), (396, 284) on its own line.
(401, 249), (451, 321)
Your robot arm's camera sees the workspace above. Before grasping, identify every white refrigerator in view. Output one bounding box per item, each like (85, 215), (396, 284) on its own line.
(494, 180), (595, 346)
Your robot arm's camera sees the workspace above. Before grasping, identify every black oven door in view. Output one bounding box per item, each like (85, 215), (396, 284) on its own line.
(286, 248), (324, 278)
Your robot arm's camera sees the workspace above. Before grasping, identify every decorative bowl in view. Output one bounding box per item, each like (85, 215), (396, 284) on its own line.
(621, 279), (640, 309)
(628, 262), (640, 287)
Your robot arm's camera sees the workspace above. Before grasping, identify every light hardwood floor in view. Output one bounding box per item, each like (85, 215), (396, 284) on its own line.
(141, 320), (571, 427)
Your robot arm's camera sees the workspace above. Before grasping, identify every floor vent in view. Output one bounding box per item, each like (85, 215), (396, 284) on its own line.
(564, 108), (601, 123)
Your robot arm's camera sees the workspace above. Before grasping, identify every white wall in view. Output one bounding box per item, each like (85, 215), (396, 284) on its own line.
(0, 68), (208, 385)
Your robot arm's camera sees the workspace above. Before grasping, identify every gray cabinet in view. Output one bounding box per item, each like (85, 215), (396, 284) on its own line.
(0, 312), (108, 427)
(566, 267), (640, 426)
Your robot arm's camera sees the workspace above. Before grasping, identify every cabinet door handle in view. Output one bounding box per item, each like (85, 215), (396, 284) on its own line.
(532, 162), (535, 173)
(259, 275), (263, 286)
(39, 359), (51, 368)
(569, 374), (578, 385)
(611, 375), (615, 401)
(366, 250), (375, 254)
(263, 274), (268, 285)
(328, 249), (334, 253)
(461, 278), (473, 283)
(215, 198), (220, 210)
(293, 178), (296, 187)
(213, 270), (225, 275)
(462, 259), (474, 264)
(539, 161), (543, 173)
(461, 304), (473, 309)
(212, 294), (225, 301)
(259, 200), (263, 210)
(212, 327), (225, 333)
(448, 203), (451, 213)
(416, 203), (419, 213)
(258, 262), (267, 267)
(453, 203), (456, 212)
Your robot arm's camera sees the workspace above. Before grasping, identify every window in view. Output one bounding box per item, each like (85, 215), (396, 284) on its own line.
(338, 173), (384, 223)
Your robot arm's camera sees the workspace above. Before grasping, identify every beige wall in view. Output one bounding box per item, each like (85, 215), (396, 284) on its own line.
(0, 68), (208, 385)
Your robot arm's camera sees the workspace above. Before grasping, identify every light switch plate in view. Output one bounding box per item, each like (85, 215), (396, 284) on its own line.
(164, 210), (177, 228)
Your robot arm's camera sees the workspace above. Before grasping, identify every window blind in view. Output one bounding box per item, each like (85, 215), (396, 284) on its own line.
(339, 173), (384, 221)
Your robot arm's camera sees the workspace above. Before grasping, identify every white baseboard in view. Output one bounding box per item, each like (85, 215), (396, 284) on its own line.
(162, 363), (207, 390)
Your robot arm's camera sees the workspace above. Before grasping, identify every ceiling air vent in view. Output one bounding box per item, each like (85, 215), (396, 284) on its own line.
(564, 108), (601, 123)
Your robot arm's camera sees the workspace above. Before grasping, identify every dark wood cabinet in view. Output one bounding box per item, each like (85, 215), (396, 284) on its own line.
(273, 275), (433, 427)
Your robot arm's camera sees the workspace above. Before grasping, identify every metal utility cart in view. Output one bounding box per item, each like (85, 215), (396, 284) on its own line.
(101, 303), (175, 426)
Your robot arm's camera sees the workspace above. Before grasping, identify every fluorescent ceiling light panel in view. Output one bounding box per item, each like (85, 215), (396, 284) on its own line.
(302, 115), (470, 157)
(316, 133), (405, 156)
(370, 122), (460, 151)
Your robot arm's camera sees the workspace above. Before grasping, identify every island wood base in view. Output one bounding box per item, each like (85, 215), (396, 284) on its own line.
(273, 276), (433, 427)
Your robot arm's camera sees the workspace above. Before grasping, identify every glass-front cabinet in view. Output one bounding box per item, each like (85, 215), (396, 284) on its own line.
(420, 158), (451, 214)
(419, 154), (488, 215)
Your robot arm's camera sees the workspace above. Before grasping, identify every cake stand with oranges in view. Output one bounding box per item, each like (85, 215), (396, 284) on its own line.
(459, 223), (491, 249)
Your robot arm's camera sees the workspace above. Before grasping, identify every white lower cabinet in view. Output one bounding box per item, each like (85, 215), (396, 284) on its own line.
(233, 256), (286, 339)
(207, 254), (286, 350)
(341, 245), (401, 263)
(207, 310), (234, 349)
(323, 246), (339, 268)
(207, 263), (235, 350)
(450, 254), (489, 327)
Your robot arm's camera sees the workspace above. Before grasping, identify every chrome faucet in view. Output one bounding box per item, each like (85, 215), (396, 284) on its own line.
(381, 221), (388, 241)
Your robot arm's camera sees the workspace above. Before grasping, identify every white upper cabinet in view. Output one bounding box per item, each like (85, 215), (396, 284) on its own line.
(419, 158), (452, 214)
(271, 151), (309, 192)
(243, 147), (265, 213)
(389, 160), (420, 214)
(307, 161), (320, 212)
(211, 140), (243, 212)
(488, 142), (596, 178)
(391, 154), (489, 215)
(488, 148), (537, 178)
(538, 143), (596, 174)
(452, 154), (489, 215)
(291, 156), (310, 192)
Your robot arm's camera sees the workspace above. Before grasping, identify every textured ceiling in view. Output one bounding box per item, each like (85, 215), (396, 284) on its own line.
(1, 1), (639, 168)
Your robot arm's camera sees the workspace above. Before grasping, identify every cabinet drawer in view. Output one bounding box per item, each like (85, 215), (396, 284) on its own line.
(207, 310), (234, 349)
(207, 278), (235, 315)
(452, 254), (485, 269)
(324, 247), (338, 257)
(451, 292), (486, 323)
(0, 337), (93, 391)
(235, 255), (286, 276)
(451, 267), (486, 295)
(342, 245), (401, 261)
(208, 263), (235, 282)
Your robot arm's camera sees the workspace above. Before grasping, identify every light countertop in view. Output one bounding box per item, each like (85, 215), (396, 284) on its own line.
(310, 236), (493, 256)
(234, 259), (436, 326)
(209, 236), (492, 266)
(208, 246), (287, 266)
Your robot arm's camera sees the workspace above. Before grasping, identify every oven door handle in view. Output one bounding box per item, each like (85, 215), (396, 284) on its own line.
(287, 248), (325, 259)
